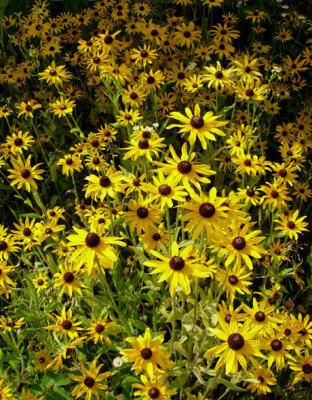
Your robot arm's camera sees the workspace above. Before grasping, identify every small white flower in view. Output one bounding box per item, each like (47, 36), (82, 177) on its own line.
(113, 357), (123, 367)
(133, 125), (140, 131)
(281, 13), (287, 17)
(152, 122), (159, 128)
(187, 62), (197, 71)
(281, 4), (289, 9)
(298, 15), (306, 20)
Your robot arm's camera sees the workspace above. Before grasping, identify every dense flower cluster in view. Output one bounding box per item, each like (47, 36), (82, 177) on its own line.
(0, 0), (311, 399)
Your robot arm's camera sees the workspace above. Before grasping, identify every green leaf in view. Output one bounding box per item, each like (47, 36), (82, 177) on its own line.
(42, 371), (56, 389)
(215, 377), (246, 392)
(54, 375), (72, 387)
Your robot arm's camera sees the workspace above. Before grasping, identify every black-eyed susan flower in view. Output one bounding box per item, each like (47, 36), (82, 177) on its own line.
(181, 187), (228, 240)
(122, 136), (166, 162)
(132, 373), (176, 399)
(204, 319), (263, 375)
(275, 209), (308, 240)
(39, 60), (72, 86)
(57, 154), (83, 176)
(241, 297), (281, 333)
(117, 109), (142, 126)
(47, 337), (86, 372)
(289, 348), (312, 384)
(246, 366), (277, 395)
(139, 224), (169, 252)
(0, 234), (20, 261)
(201, 61), (234, 89)
(33, 350), (51, 371)
(174, 21), (201, 48)
(35, 219), (65, 244)
(260, 181), (292, 210)
(121, 328), (174, 376)
(0, 261), (15, 289)
(32, 272), (49, 293)
(5, 131), (35, 155)
(54, 263), (86, 298)
(153, 143), (216, 192)
(67, 227), (125, 274)
(50, 96), (76, 117)
(68, 359), (111, 400)
(216, 264), (253, 302)
(144, 242), (208, 297)
(123, 196), (162, 235)
(264, 328), (294, 371)
(168, 104), (227, 149)
(45, 307), (82, 339)
(11, 217), (37, 250)
(293, 182), (312, 202)
(146, 171), (187, 210)
(86, 314), (116, 345)
(84, 168), (124, 201)
(131, 44), (158, 67)
(7, 155), (44, 192)
(0, 316), (24, 331)
(16, 99), (42, 118)
(0, 380), (14, 399)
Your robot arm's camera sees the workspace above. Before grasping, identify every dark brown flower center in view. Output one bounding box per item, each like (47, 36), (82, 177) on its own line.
(278, 169), (287, 177)
(151, 29), (158, 36)
(215, 71), (223, 79)
(65, 158), (73, 165)
(169, 256), (185, 271)
(232, 237), (246, 250)
(14, 138), (23, 146)
(199, 202), (215, 218)
(23, 227), (32, 236)
(37, 279), (44, 286)
(190, 116), (204, 129)
(228, 275), (238, 285)
(104, 35), (113, 44)
(244, 159), (251, 166)
(254, 311), (265, 322)
(63, 272), (74, 283)
(99, 176), (111, 187)
(21, 169), (31, 178)
(95, 324), (105, 333)
(177, 161), (192, 174)
(138, 139), (149, 149)
(45, 228), (53, 234)
(133, 178), (140, 186)
(84, 377), (95, 388)
(62, 320), (72, 330)
(245, 89), (254, 97)
(0, 241), (8, 251)
(177, 72), (185, 79)
(184, 31), (191, 38)
(287, 221), (295, 229)
(49, 69), (57, 76)
(302, 363), (312, 374)
(39, 357), (46, 363)
(141, 347), (152, 359)
(85, 232), (100, 247)
(158, 184), (171, 196)
(93, 157), (100, 165)
(152, 233), (161, 241)
(258, 376), (264, 383)
(246, 188), (255, 197)
(270, 339), (282, 351)
(227, 333), (244, 350)
(225, 314), (232, 323)
(147, 76), (155, 84)
(148, 388), (160, 399)
(284, 328), (291, 336)
(93, 56), (100, 64)
(137, 207), (149, 218)
(140, 50), (148, 58)
(60, 104), (67, 110)
(271, 190), (279, 198)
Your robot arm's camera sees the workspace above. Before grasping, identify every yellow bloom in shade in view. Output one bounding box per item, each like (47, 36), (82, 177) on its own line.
(181, 187), (228, 240)
(12, 217), (37, 250)
(16, 99), (42, 118)
(5, 131), (35, 155)
(68, 359), (111, 400)
(139, 224), (169, 251)
(168, 104), (227, 149)
(122, 136), (166, 162)
(289, 348), (312, 384)
(131, 44), (158, 67)
(57, 154), (83, 176)
(153, 143), (216, 192)
(39, 60), (72, 86)
(50, 96), (76, 117)
(0, 315), (24, 331)
(121, 328), (174, 376)
(216, 264), (252, 302)
(117, 109), (142, 126)
(21, 387), (44, 400)
(47, 337), (86, 372)
(54, 263), (86, 298)
(33, 350), (51, 371)
(67, 227), (125, 274)
(204, 320), (264, 375)
(264, 327), (294, 371)
(0, 261), (15, 289)
(146, 171), (187, 210)
(144, 242), (208, 297)
(0, 379), (14, 399)
(132, 373), (176, 399)
(260, 181), (292, 210)
(123, 196), (162, 235)
(84, 168), (124, 201)
(8, 155), (44, 192)
(86, 314), (116, 345)
(246, 366), (277, 395)
(0, 234), (20, 261)
(45, 307), (82, 339)
(275, 209), (308, 240)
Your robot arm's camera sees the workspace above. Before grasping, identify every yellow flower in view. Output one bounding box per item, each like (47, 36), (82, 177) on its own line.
(57, 154), (83, 176)
(144, 242), (209, 297)
(16, 99), (42, 118)
(122, 136), (166, 162)
(275, 209), (308, 240)
(86, 314), (116, 345)
(54, 263), (86, 298)
(204, 320), (264, 374)
(117, 109), (142, 126)
(32, 272), (49, 293)
(246, 366), (277, 395)
(289, 348), (312, 384)
(121, 328), (174, 376)
(7, 155), (44, 192)
(50, 96), (76, 117)
(84, 167), (124, 201)
(168, 104), (227, 149)
(67, 227), (125, 274)
(5, 131), (35, 155)
(45, 307), (82, 339)
(132, 373), (176, 399)
(131, 44), (158, 67)
(68, 359), (111, 400)
(39, 60), (72, 86)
